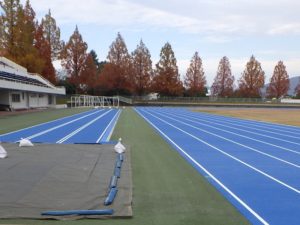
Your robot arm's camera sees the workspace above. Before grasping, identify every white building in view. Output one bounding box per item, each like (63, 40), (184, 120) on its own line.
(0, 57), (65, 111)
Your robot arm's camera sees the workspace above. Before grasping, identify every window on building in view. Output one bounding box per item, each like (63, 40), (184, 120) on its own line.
(12, 94), (21, 103)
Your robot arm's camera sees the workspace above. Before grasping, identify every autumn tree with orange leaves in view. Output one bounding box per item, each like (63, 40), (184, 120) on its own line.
(101, 32), (132, 95)
(0, 0), (21, 59)
(34, 23), (56, 84)
(41, 9), (62, 61)
(152, 42), (183, 96)
(266, 61), (290, 98)
(238, 56), (265, 98)
(61, 26), (88, 93)
(184, 52), (206, 97)
(131, 40), (153, 96)
(211, 56), (234, 97)
(79, 53), (98, 94)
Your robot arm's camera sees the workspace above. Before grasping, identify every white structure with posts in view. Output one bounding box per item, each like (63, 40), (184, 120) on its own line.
(0, 57), (66, 111)
(70, 95), (119, 108)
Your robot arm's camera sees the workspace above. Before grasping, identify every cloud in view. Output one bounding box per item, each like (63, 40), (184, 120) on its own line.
(268, 23), (300, 35)
(27, 0), (300, 42)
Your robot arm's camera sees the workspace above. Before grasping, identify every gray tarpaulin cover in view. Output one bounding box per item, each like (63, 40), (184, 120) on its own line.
(0, 143), (132, 220)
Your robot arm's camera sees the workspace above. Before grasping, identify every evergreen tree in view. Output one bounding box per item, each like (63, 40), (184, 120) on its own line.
(184, 51), (206, 97)
(89, 50), (100, 69)
(152, 42), (183, 96)
(132, 39), (153, 96)
(211, 56), (234, 97)
(238, 55), (265, 98)
(41, 9), (62, 60)
(61, 26), (88, 93)
(267, 61), (290, 98)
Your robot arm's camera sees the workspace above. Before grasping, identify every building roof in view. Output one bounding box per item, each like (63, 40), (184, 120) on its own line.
(0, 57), (65, 95)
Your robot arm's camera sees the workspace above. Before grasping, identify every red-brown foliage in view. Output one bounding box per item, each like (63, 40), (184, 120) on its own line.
(238, 56), (265, 98)
(211, 56), (234, 97)
(184, 51), (206, 97)
(267, 61), (290, 98)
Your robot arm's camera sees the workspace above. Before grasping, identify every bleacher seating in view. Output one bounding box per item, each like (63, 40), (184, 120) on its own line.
(0, 70), (49, 88)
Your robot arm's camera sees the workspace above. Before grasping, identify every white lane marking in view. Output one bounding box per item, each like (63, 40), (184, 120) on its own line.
(25, 110), (103, 140)
(141, 108), (300, 194)
(56, 110), (112, 143)
(192, 112), (300, 137)
(153, 110), (300, 168)
(135, 108), (269, 225)
(174, 111), (300, 155)
(96, 109), (121, 143)
(0, 109), (97, 137)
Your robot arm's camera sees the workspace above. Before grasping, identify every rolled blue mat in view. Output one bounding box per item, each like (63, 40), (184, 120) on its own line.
(104, 187), (118, 206)
(109, 175), (118, 188)
(41, 209), (114, 216)
(118, 153), (124, 162)
(114, 166), (121, 178)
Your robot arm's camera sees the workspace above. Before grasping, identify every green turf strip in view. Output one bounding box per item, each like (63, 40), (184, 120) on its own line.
(0, 107), (249, 225)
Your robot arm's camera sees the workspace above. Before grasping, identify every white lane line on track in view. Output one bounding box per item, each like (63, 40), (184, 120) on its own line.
(153, 110), (300, 168)
(175, 112), (300, 154)
(96, 109), (121, 143)
(25, 110), (103, 140)
(135, 108), (269, 225)
(194, 112), (300, 137)
(141, 109), (300, 194)
(56, 109), (112, 144)
(0, 109), (97, 137)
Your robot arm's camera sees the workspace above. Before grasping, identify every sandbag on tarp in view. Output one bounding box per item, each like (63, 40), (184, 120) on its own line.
(115, 159), (122, 168)
(104, 188), (118, 206)
(41, 209), (114, 216)
(19, 138), (34, 147)
(118, 153), (124, 162)
(114, 166), (121, 178)
(0, 144), (7, 158)
(114, 138), (125, 153)
(109, 175), (118, 188)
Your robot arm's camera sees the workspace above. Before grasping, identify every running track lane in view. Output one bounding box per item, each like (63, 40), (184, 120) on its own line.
(135, 107), (300, 225)
(0, 108), (121, 144)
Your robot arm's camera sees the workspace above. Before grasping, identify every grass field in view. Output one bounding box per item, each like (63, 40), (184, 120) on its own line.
(197, 108), (300, 127)
(0, 107), (250, 225)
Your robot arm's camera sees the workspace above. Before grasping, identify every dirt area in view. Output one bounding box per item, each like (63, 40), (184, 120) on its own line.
(196, 108), (300, 127)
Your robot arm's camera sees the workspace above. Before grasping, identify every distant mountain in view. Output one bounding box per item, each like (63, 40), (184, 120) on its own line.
(262, 75), (300, 97)
(288, 76), (300, 95)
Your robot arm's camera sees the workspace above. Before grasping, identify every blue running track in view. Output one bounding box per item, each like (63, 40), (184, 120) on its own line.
(135, 107), (300, 225)
(0, 108), (121, 144)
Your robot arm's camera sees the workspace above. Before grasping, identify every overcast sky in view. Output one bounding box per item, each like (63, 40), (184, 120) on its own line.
(22, 0), (300, 85)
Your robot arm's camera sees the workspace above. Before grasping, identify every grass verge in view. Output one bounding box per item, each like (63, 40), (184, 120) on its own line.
(0, 107), (249, 225)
